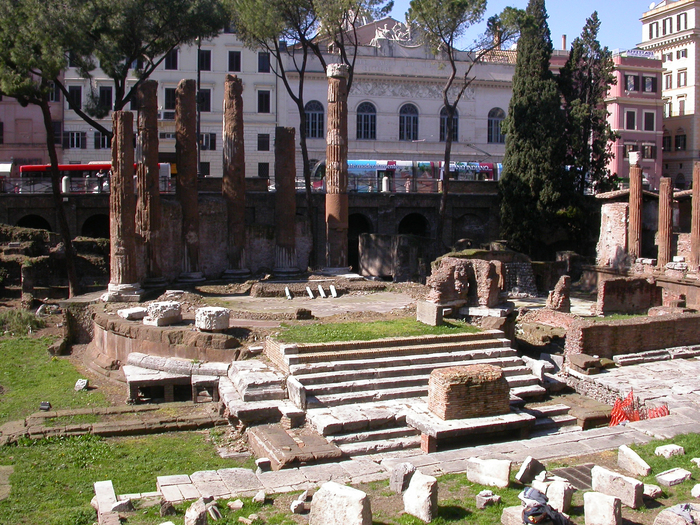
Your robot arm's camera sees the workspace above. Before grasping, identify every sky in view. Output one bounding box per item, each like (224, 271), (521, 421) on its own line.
(390, 0), (646, 53)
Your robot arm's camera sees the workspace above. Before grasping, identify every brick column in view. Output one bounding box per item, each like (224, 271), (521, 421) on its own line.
(135, 80), (164, 285)
(628, 158), (643, 261)
(274, 126), (299, 275)
(103, 111), (143, 302)
(691, 161), (700, 269)
(324, 64), (349, 272)
(222, 74), (249, 279)
(657, 177), (672, 268)
(175, 79), (204, 282)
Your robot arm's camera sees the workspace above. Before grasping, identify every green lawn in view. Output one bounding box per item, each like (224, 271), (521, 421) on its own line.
(0, 337), (109, 424)
(277, 318), (480, 344)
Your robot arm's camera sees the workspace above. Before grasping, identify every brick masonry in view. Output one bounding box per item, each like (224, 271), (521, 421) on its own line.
(595, 277), (662, 315)
(427, 364), (510, 420)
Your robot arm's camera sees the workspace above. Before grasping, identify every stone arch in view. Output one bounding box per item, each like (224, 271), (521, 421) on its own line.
(348, 213), (373, 272)
(454, 213), (487, 247)
(398, 212), (430, 237)
(81, 213), (110, 239)
(16, 214), (52, 231)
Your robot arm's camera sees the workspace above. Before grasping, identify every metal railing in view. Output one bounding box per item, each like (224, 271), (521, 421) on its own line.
(1, 177), (176, 194)
(294, 176), (441, 193)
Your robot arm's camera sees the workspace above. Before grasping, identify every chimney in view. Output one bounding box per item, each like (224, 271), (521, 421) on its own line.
(562, 34), (567, 50)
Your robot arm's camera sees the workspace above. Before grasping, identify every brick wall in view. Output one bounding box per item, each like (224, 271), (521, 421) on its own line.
(564, 313), (700, 359)
(595, 277), (662, 315)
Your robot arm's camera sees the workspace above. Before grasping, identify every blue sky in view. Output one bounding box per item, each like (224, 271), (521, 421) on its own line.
(390, 0), (645, 52)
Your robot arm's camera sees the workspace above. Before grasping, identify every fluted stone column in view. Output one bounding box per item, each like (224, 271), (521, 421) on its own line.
(222, 74), (249, 279)
(175, 79), (204, 283)
(135, 80), (164, 286)
(657, 177), (673, 269)
(628, 155), (643, 261)
(691, 162), (700, 269)
(324, 64), (350, 272)
(102, 111), (143, 302)
(274, 126), (299, 275)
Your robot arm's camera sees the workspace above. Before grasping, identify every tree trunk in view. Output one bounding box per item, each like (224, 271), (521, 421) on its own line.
(436, 105), (455, 255)
(39, 99), (80, 297)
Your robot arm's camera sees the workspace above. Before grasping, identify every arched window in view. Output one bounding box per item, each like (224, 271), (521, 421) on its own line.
(399, 104), (419, 141)
(304, 100), (324, 139)
(440, 107), (458, 142)
(488, 108), (506, 144)
(356, 102), (376, 140)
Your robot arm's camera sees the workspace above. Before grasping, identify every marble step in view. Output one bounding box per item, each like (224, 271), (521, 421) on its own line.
(521, 404), (572, 419)
(529, 424), (584, 439)
(338, 435), (422, 456)
(329, 426), (420, 445)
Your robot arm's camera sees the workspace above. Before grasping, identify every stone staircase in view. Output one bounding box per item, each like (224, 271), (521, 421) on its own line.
(264, 330), (564, 456)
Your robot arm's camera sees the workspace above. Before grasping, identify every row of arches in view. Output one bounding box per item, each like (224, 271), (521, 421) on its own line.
(304, 100), (507, 144)
(16, 214), (109, 238)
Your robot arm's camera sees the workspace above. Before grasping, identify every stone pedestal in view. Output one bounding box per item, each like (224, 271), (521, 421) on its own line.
(274, 126), (300, 276)
(658, 177), (672, 268)
(628, 160), (643, 261)
(222, 74), (249, 279)
(102, 111), (143, 302)
(324, 64), (349, 270)
(143, 301), (182, 327)
(195, 307), (230, 332)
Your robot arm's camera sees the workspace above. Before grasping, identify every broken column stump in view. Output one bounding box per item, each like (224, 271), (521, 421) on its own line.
(273, 126), (300, 276)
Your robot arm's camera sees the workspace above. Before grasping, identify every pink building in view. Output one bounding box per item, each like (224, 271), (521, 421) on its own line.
(606, 51), (664, 190)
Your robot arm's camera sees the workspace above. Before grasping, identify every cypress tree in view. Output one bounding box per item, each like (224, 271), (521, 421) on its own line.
(498, 0), (573, 257)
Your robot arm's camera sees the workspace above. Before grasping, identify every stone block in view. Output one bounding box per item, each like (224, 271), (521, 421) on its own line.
(184, 497), (208, 525)
(428, 365), (510, 420)
(309, 482), (372, 525)
(389, 462), (415, 493)
(286, 376), (307, 410)
(475, 489), (501, 509)
(656, 468), (692, 487)
(117, 307), (148, 320)
(591, 465), (643, 509)
(501, 506), (523, 525)
(644, 484), (662, 499)
(618, 445), (651, 477)
(467, 458), (511, 489)
(583, 491), (621, 525)
(655, 444), (685, 459)
(144, 301), (182, 327)
(515, 456), (546, 484)
(546, 481), (575, 513)
(403, 471), (438, 523)
(195, 307), (230, 332)
(654, 506), (700, 525)
(416, 300), (443, 326)
(692, 484), (700, 498)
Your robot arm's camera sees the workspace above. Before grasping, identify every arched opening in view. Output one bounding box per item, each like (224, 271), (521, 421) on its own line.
(16, 215), (52, 231)
(398, 213), (430, 237)
(454, 213), (486, 247)
(348, 213), (373, 273)
(81, 214), (110, 239)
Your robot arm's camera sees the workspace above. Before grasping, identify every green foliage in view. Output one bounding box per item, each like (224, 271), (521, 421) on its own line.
(558, 12), (618, 195)
(499, 0), (576, 258)
(0, 337), (108, 424)
(277, 318), (479, 343)
(0, 311), (45, 336)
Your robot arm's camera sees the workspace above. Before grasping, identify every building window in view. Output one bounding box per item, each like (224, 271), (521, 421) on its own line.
(642, 144), (657, 159)
(356, 102), (376, 140)
(678, 12), (688, 31)
(624, 143), (638, 158)
(676, 134), (687, 150)
(663, 52), (673, 62)
(198, 88), (211, 112)
(678, 70), (688, 87)
(0, 122), (4, 144)
(439, 107), (458, 142)
(643, 76), (657, 93)
(98, 86), (112, 112)
(63, 131), (87, 149)
(487, 107), (506, 144)
(664, 99), (672, 117)
(48, 82), (61, 103)
(663, 17), (673, 35)
(258, 52), (270, 73)
(258, 162), (269, 178)
(665, 73), (672, 90)
(164, 88), (176, 110)
(304, 100), (324, 139)
(677, 49), (688, 59)
(228, 50), (241, 72)
(164, 48), (178, 70)
(662, 135), (671, 151)
(67, 86), (82, 110)
(625, 75), (639, 91)
(199, 133), (216, 150)
(644, 112), (655, 132)
(52, 121), (62, 145)
(649, 21), (659, 39)
(198, 49), (211, 72)
(257, 133), (270, 151)
(679, 97), (686, 116)
(625, 110), (636, 130)
(399, 103), (419, 141)
(94, 131), (111, 150)
(258, 90), (270, 113)
(199, 162), (210, 176)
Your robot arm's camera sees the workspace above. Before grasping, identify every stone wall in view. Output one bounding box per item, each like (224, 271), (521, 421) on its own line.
(358, 233), (430, 282)
(564, 313), (700, 359)
(595, 277), (662, 315)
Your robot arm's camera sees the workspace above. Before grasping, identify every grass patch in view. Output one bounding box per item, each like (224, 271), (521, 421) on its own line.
(43, 413), (100, 427)
(0, 337), (109, 424)
(592, 313), (646, 322)
(277, 318), (480, 344)
(0, 432), (254, 525)
(0, 311), (44, 337)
